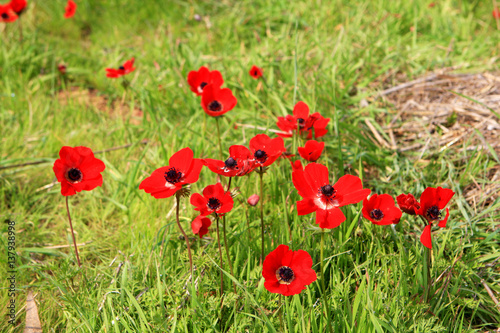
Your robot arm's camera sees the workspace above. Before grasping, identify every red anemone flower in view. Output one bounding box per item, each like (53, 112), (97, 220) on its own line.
(362, 194), (402, 225)
(292, 163), (371, 229)
(0, 5), (18, 22)
(493, 8), (500, 19)
(58, 64), (67, 75)
(298, 140), (324, 162)
(190, 183), (234, 216)
(53, 146), (106, 197)
(396, 193), (420, 215)
(203, 145), (254, 177)
(139, 147), (203, 199)
(64, 0), (76, 19)
(249, 134), (285, 168)
(106, 58), (136, 78)
(201, 84), (237, 117)
(276, 101), (330, 139)
(8, 0), (26, 15)
(191, 215), (211, 238)
(262, 244), (317, 296)
(416, 187), (455, 249)
(249, 65), (263, 79)
(187, 66), (224, 96)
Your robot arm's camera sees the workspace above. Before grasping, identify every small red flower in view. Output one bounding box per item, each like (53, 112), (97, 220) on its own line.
(187, 66), (224, 96)
(298, 140), (324, 162)
(396, 193), (420, 215)
(106, 58), (136, 78)
(276, 101), (330, 139)
(190, 183), (234, 216)
(262, 244), (317, 296)
(8, 0), (26, 16)
(249, 65), (263, 79)
(58, 64), (67, 75)
(191, 215), (212, 238)
(201, 84), (237, 117)
(290, 159), (303, 172)
(249, 134), (285, 168)
(292, 163), (370, 229)
(247, 194), (260, 206)
(139, 147), (203, 199)
(53, 146), (106, 197)
(416, 187), (455, 249)
(203, 145), (254, 177)
(362, 194), (402, 225)
(64, 0), (76, 19)
(493, 8), (500, 19)
(0, 5), (18, 22)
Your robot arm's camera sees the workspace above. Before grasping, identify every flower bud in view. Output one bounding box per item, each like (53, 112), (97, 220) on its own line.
(247, 194), (260, 206)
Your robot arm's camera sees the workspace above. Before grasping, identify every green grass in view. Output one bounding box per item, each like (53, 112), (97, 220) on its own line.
(1, 0), (499, 331)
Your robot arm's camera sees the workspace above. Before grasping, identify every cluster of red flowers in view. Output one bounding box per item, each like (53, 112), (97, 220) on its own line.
(277, 101), (330, 139)
(0, 0), (76, 22)
(187, 66), (237, 117)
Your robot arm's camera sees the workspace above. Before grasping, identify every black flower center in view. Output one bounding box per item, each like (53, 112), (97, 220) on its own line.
(66, 168), (83, 183)
(276, 266), (295, 284)
(164, 167), (183, 184)
(254, 70), (258, 76)
(1, 13), (9, 19)
(199, 82), (208, 90)
(297, 118), (305, 128)
(119, 66), (125, 70)
(254, 149), (268, 163)
(426, 205), (441, 220)
(207, 197), (221, 211)
(224, 157), (237, 169)
(320, 184), (335, 197)
(208, 100), (223, 112)
(370, 209), (384, 221)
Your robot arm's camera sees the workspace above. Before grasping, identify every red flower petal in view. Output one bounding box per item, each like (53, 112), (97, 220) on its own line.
(316, 208), (346, 229)
(293, 101), (310, 120)
(192, 215), (211, 238)
(64, 0), (77, 19)
(438, 208), (449, 228)
(420, 225), (432, 249)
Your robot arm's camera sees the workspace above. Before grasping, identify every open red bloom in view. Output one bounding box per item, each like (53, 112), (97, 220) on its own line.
(64, 0), (76, 19)
(0, 5), (18, 22)
(190, 183), (234, 216)
(201, 84), (237, 117)
(106, 58), (136, 78)
(191, 215), (211, 238)
(53, 146), (106, 197)
(203, 145), (254, 177)
(8, 0), (26, 15)
(139, 147), (203, 199)
(187, 66), (224, 96)
(249, 134), (285, 168)
(292, 163), (370, 229)
(276, 101), (330, 139)
(262, 244), (317, 296)
(396, 193), (420, 215)
(416, 187), (454, 249)
(298, 140), (324, 162)
(362, 194), (402, 225)
(249, 65), (263, 79)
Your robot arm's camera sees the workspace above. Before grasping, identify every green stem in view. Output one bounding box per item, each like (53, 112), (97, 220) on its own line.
(279, 294), (285, 332)
(215, 214), (224, 298)
(65, 196), (81, 267)
(320, 229), (333, 333)
(259, 168), (265, 264)
(424, 245), (432, 302)
(215, 116), (224, 161)
(222, 215), (236, 294)
(175, 194), (193, 277)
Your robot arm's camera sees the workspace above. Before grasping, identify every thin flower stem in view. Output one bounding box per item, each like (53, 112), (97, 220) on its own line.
(215, 116), (224, 161)
(65, 196), (81, 267)
(222, 215), (236, 294)
(320, 229), (333, 333)
(215, 214), (224, 298)
(175, 193), (193, 277)
(424, 245), (432, 303)
(259, 168), (265, 264)
(279, 294), (285, 331)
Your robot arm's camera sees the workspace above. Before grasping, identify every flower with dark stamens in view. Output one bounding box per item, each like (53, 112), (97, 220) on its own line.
(201, 84), (237, 117)
(0, 5), (18, 22)
(187, 66), (224, 96)
(262, 244), (316, 296)
(416, 187), (455, 249)
(362, 193), (402, 225)
(203, 145), (254, 177)
(190, 183), (233, 216)
(139, 147), (203, 199)
(106, 58), (135, 78)
(64, 0), (76, 19)
(276, 101), (330, 139)
(298, 140), (324, 162)
(292, 163), (370, 229)
(53, 146), (106, 196)
(249, 134), (285, 168)
(249, 65), (263, 79)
